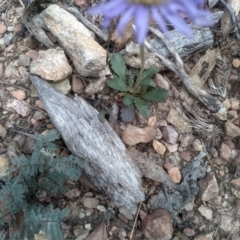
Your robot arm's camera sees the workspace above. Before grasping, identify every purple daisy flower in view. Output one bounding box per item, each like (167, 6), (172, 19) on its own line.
(88, 0), (212, 44)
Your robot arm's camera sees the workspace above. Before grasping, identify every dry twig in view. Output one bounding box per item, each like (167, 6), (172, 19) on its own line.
(145, 27), (227, 120)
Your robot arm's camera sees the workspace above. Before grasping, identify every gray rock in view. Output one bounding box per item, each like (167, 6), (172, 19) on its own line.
(119, 207), (134, 220)
(82, 197), (99, 209)
(18, 54), (31, 67)
(4, 33), (13, 45)
(39, 5), (106, 77)
(197, 172), (219, 201)
(219, 214), (240, 233)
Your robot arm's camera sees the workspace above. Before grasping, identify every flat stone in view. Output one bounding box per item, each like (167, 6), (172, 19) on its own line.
(166, 108), (191, 133)
(122, 124), (157, 146)
(11, 89), (27, 100)
(219, 214), (240, 233)
(194, 232), (214, 240)
(220, 142), (231, 161)
(225, 120), (240, 137)
(232, 58), (240, 68)
(11, 100), (31, 117)
(197, 172), (219, 202)
(231, 178), (240, 188)
(35, 100), (45, 110)
(26, 49), (39, 60)
(184, 202), (193, 211)
(154, 73), (170, 90)
(223, 98), (231, 110)
(183, 228), (195, 237)
(18, 54), (31, 67)
(180, 135), (192, 148)
(72, 75), (85, 94)
(4, 62), (17, 78)
(82, 197), (99, 209)
(64, 188), (81, 199)
(50, 79), (71, 95)
(168, 167), (181, 183)
(30, 48), (72, 81)
(0, 24), (7, 34)
(192, 138), (203, 151)
(142, 209), (173, 240)
(165, 143), (178, 153)
(39, 4), (106, 77)
(162, 125), (178, 144)
(85, 223), (107, 240)
(230, 98), (240, 110)
(152, 140), (166, 155)
(119, 207), (133, 220)
(33, 111), (46, 120)
(180, 151), (192, 161)
(198, 205), (213, 220)
(4, 33), (13, 45)
(118, 213), (128, 223)
(85, 70), (106, 94)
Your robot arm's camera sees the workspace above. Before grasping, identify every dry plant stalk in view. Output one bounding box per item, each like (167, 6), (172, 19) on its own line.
(145, 27), (227, 120)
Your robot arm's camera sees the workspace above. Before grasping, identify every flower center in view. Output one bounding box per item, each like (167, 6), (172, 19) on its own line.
(129, 0), (167, 5)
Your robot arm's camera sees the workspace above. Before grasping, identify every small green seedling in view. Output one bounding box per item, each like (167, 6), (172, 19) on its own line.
(107, 53), (168, 120)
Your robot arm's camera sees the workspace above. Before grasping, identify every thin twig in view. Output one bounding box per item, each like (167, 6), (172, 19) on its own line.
(130, 202), (141, 239)
(0, 80), (31, 93)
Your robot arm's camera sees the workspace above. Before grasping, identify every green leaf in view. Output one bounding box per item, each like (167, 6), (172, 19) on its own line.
(138, 67), (159, 92)
(123, 93), (134, 107)
(138, 78), (151, 92)
(98, 109), (108, 122)
(141, 88), (169, 102)
(149, 80), (157, 87)
(107, 75), (128, 92)
(133, 97), (151, 118)
(110, 53), (126, 81)
(128, 74), (136, 89)
(142, 67), (159, 79)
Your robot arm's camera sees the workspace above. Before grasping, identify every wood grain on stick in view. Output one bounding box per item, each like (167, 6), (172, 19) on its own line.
(30, 75), (144, 214)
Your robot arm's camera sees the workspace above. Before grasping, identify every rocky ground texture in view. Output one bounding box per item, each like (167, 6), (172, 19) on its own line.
(1, 0), (240, 239)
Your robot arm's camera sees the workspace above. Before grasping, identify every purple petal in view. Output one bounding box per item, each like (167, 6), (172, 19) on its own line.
(151, 7), (168, 33)
(87, 0), (123, 16)
(116, 7), (135, 36)
(134, 5), (149, 43)
(160, 7), (192, 37)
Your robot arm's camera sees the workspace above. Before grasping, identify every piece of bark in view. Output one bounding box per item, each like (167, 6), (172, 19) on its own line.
(149, 12), (223, 59)
(145, 26), (227, 120)
(30, 75), (144, 214)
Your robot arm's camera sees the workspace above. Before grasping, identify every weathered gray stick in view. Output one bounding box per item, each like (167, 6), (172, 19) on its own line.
(30, 75), (144, 214)
(145, 27), (227, 120)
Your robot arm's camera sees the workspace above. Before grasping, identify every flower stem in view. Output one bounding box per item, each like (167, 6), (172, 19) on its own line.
(133, 44), (145, 90)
